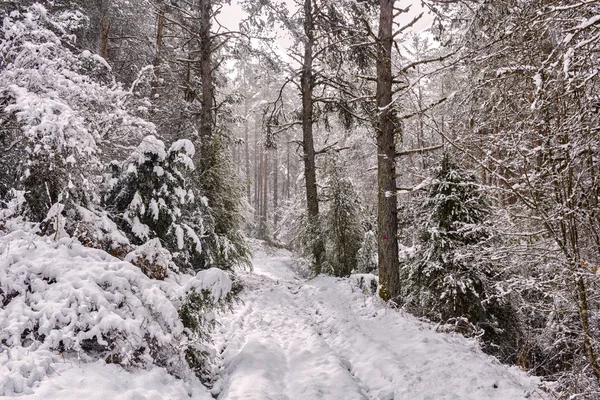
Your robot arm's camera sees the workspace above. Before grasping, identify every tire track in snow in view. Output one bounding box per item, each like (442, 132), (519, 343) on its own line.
(213, 244), (543, 400)
(213, 262), (367, 400)
(292, 278), (543, 400)
(290, 283), (397, 400)
(291, 282), (420, 400)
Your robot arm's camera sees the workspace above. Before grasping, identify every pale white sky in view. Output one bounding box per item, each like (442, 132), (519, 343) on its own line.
(218, 1), (435, 43)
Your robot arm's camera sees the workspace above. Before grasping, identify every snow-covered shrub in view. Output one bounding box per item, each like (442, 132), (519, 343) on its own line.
(178, 267), (233, 383)
(194, 141), (251, 271)
(0, 223), (232, 395)
(323, 160), (363, 277)
(0, 189), (27, 223)
(292, 212), (325, 273)
(179, 288), (222, 382)
(66, 205), (132, 258)
(105, 135), (205, 272)
(401, 155), (521, 359)
(0, 3), (154, 221)
(499, 246), (585, 382)
(352, 273), (379, 295)
(125, 238), (175, 280)
(356, 229), (377, 273)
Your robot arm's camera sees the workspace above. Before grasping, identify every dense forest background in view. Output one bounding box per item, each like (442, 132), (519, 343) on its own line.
(2, 0), (600, 398)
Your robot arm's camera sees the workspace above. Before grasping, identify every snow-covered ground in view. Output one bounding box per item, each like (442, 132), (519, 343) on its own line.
(14, 360), (212, 400)
(212, 243), (546, 400)
(3, 237), (545, 399)
(0, 222), (222, 399)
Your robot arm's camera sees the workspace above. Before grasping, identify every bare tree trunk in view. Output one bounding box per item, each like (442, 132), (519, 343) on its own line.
(245, 93), (251, 201)
(232, 145), (238, 175)
(257, 149), (268, 239)
(479, 129), (486, 184)
(566, 204), (600, 385)
(198, 0), (213, 152)
(302, 0), (325, 272)
(440, 78), (446, 152)
(375, 0), (400, 301)
(262, 150), (269, 235)
(100, 11), (110, 60)
(286, 141), (291, 200)
(576, 275), (600, 385)
(416, 65), (425, 172)
(257, 145), (263, 225)
(273, 147), (279, 227)
(254, 131), (257, 206)
(150, 7), (165, 98)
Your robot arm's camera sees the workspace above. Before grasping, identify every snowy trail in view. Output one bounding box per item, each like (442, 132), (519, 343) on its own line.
(213, 251), (366, 399)
(212, 244), (545, 400)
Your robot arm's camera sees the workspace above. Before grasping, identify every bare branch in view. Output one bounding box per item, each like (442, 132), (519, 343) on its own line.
(396, 144), (444, 157)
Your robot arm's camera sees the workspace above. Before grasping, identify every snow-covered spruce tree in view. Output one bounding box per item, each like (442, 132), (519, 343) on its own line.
(402, 155), (521, 359)
(105, 135), (205, 273)
(193, 135), (251, 272)
(437, 1), (600, 388)
(323, 158), (363, 277)
(0, 3), (153, 221)
(0, 4), (94, 220)
(138, 0), (250, 272)
(0, 2), (238, 388)
(356, 225), (378, 274)
(292, 210), (325, 275)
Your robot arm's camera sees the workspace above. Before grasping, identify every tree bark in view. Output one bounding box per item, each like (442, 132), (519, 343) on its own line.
(150, 7), (165, 98)
(286, 141), (291, 200)
(302, 0), (325, 272)
(576, 275), (600, 385)
(264, 150), (269, 222)
(254, 115), (260, 216)
(259, 150), (269, 238)
(199, 0), (213, 149)
(258, 148), (263, 224)
(273, 147), (279, 227)
(245, 88), (251, 202)
(100, 16), (110, 60)
(375, 0), (401, 301)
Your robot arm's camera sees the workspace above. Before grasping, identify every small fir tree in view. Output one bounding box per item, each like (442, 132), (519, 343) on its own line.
(105, 135), (204, 272)
(356, 226), (378, 274)
(193, 135), (251, 271)
(402, 155), (521, 356)
(323, 158), (363, 277)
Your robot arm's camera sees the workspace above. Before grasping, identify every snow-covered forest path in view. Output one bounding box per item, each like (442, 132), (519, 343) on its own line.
(211, 243), (544, 400)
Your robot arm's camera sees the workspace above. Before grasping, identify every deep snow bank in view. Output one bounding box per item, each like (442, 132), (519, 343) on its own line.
(0, 221), (227, 397)
(16, 360), (212, 400)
